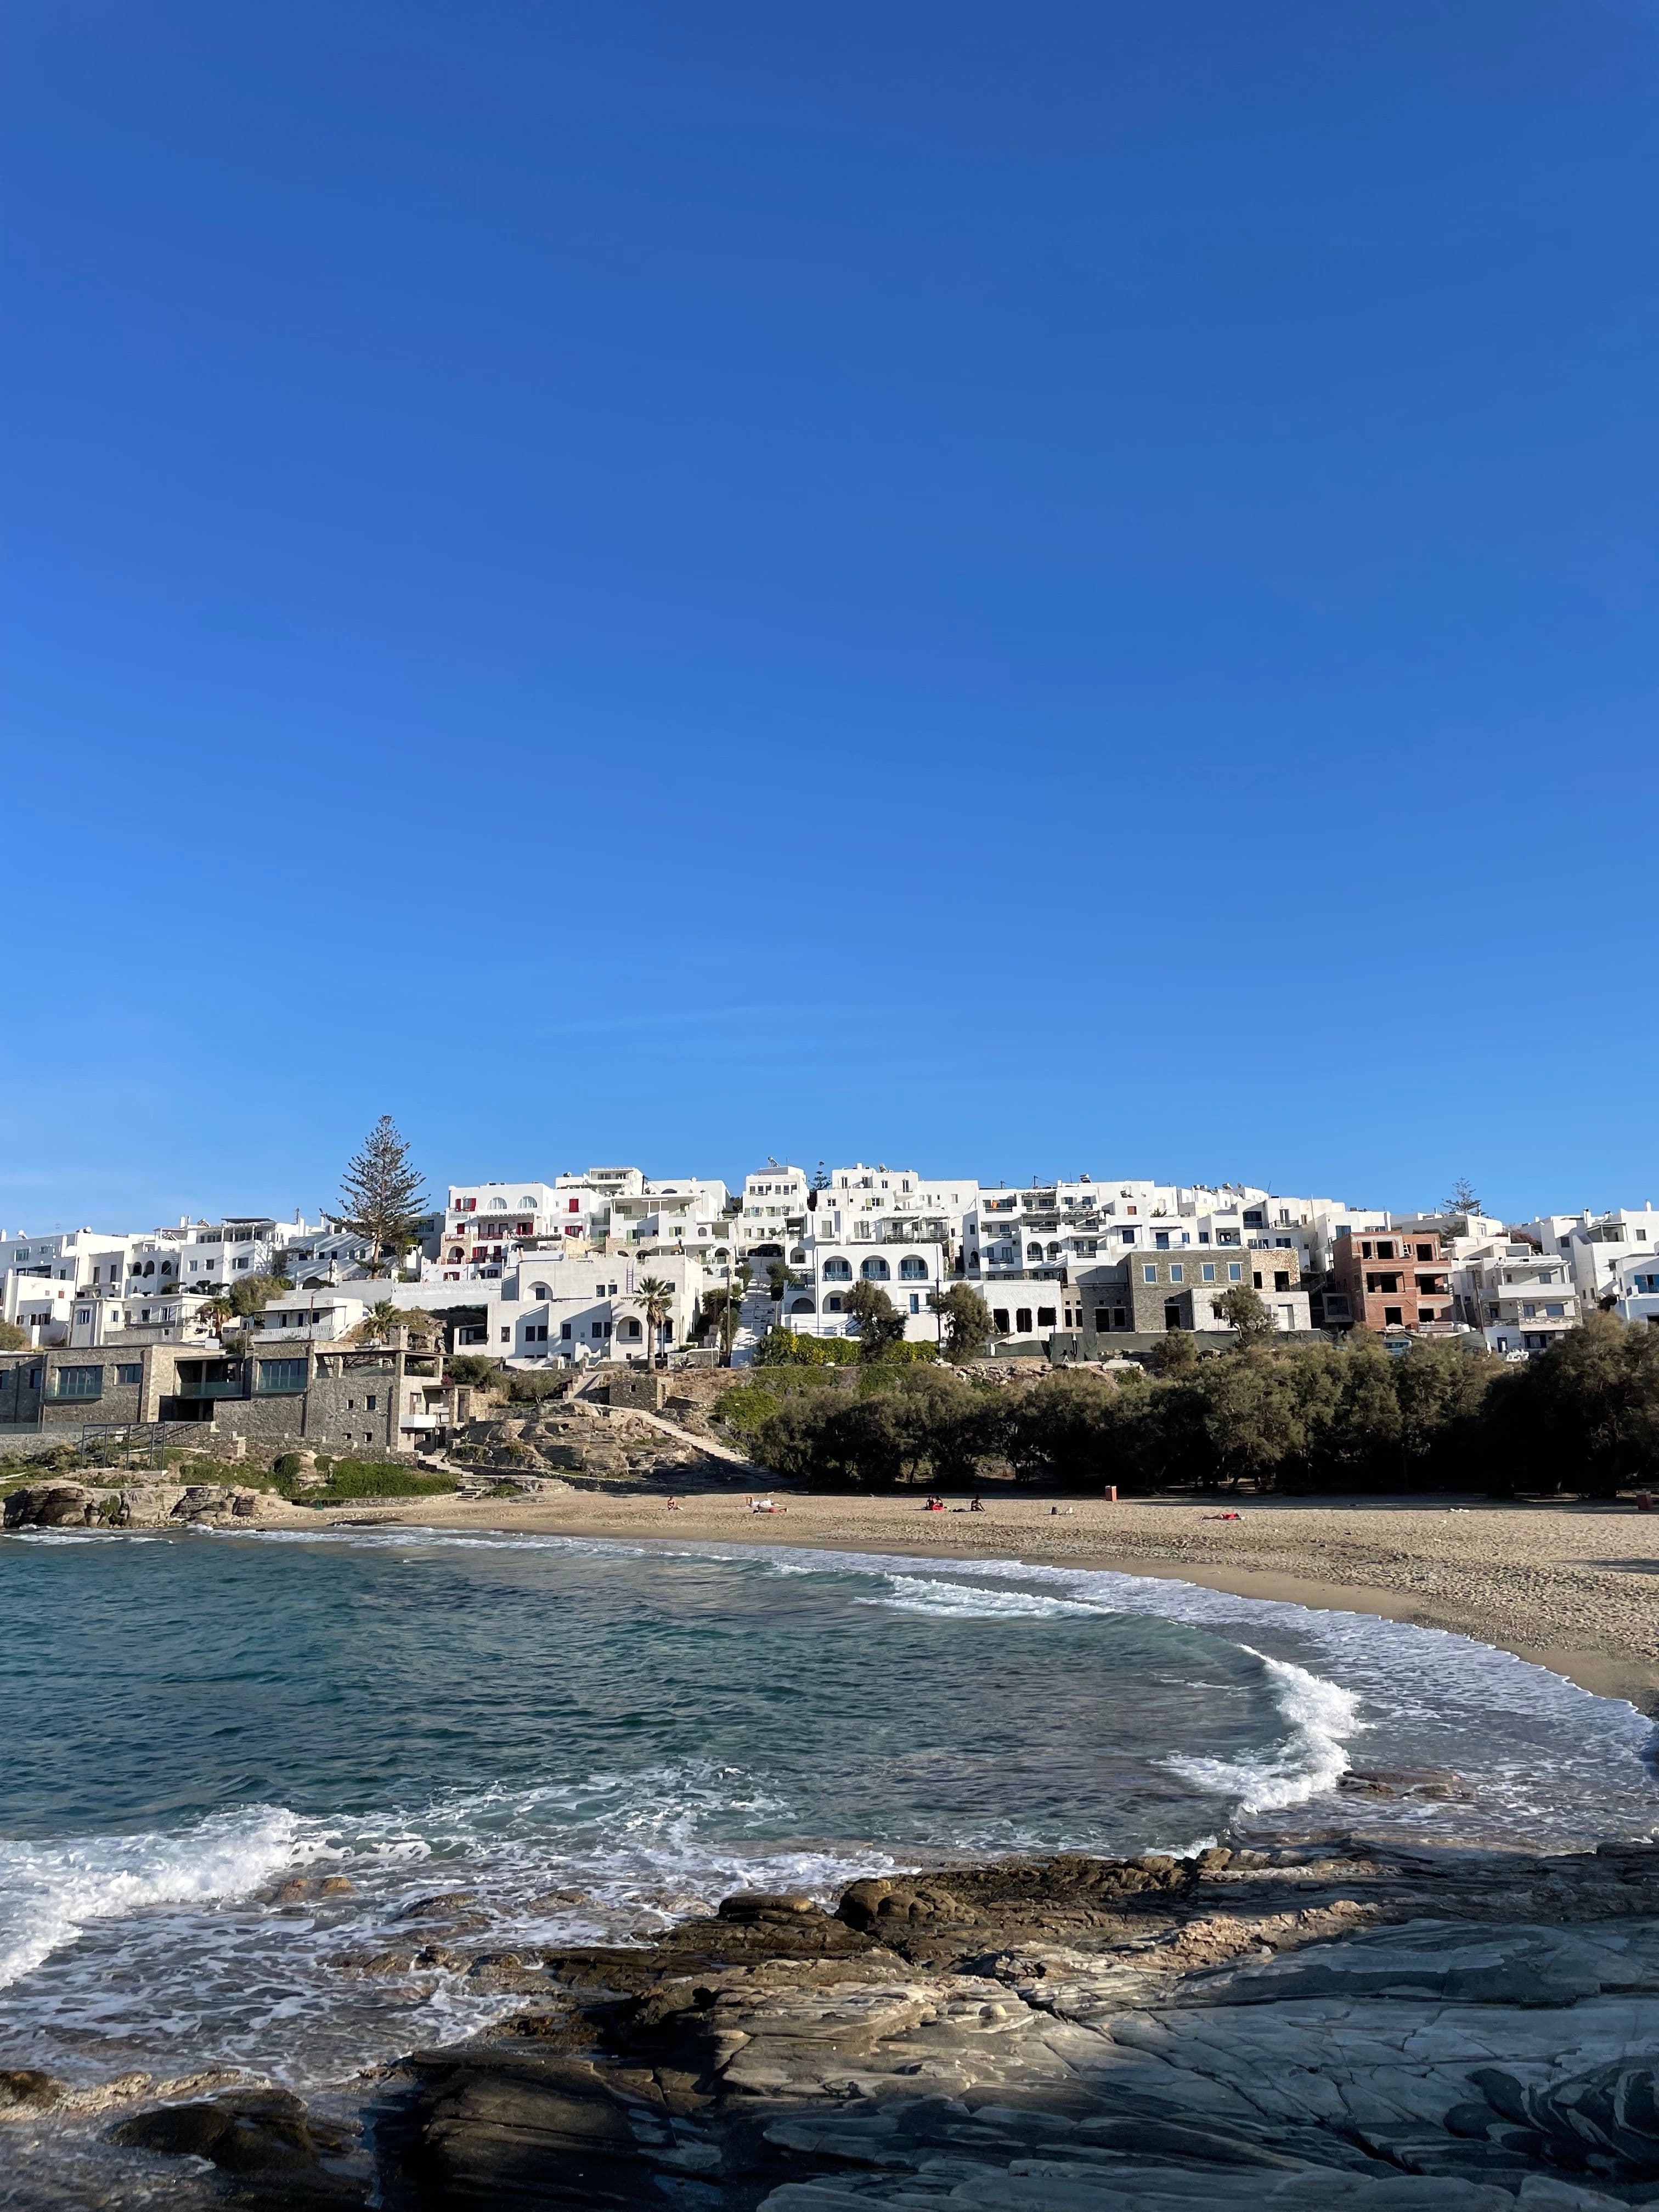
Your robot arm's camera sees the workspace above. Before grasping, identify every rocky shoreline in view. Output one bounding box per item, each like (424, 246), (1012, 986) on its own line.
(9, 1832), (1651, 2209)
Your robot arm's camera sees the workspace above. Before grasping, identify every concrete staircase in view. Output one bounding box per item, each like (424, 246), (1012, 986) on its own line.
(729, 1291), (777, 1365)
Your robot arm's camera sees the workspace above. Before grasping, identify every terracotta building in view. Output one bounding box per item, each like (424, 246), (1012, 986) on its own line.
(1330, 1228), (1452, 1334)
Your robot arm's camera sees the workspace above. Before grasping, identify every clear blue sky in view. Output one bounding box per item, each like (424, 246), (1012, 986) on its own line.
(4, 1), (1656, 1230)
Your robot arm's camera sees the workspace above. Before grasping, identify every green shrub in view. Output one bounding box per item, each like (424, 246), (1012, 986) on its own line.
(447, 1355), (504, 1388)
(752, 1330), (940, 1369)
(505, 1372), (566, 1404)
(301, 1460), (459, 1503)
(753, 1331), (861, 1367)
(272, 1453), (305, 1479)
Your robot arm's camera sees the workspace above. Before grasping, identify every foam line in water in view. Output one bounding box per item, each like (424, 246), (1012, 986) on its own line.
(1163, 1646), (1363, 1813)
(0, 1806), (311, 1991)
(858, 1573), (1103, 1620)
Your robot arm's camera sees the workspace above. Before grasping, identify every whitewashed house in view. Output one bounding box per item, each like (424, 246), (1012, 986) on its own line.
(1449, 1238), (1581, 1356)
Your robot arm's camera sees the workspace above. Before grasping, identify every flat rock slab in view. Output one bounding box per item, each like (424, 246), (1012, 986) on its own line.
(105, 1841), (1659, 2209)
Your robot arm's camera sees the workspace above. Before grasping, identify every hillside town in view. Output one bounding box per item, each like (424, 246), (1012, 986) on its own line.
(1, 1123), (1656, 1467)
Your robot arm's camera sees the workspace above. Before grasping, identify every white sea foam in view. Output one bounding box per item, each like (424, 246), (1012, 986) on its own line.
(1163, 1647), (1362, 1813)
(0, 1805), (313, 1991)
(859, 1573), (1104, 1620)
(0, 1764), (901, 2096)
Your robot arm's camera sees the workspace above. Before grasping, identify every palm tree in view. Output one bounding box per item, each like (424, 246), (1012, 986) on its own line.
(359, 1299), (403, 1344)
(634, 1277), (674, 1370)
(198, 1295), (234, 1340)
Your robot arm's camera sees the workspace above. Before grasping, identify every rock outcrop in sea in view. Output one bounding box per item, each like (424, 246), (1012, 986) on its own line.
(2, 1479), (275, 1528)
(87, 1835), (1659, 2208)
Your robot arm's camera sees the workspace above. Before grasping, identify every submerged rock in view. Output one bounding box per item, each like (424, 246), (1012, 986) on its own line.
(113, 2087), (367, 2205)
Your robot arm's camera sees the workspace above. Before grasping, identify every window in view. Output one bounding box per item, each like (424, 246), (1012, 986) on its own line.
(1154, 1232), (1170, 1250)
(1198, 1231), (1210, 1244)
(256, 1353), (309, 1389)
(993, 1308), (1011, 1333)
(561, 1322), (572, 1339)
(788, 1297), (814, 1315)
(489, 1197), (507, 1210)
(825, 1295), (843, 1313)
(500, 1327), (510, 1343)
(115, 1362), (143, 1385)
(1384, 1307), (1404, 1326)
(1274, 1272), (1291, 1293)
(1036, 1306), (1056, 1328)
(1026, 1242), (1043, 1262)
(899, 1256), (928, 1280)
(366, 1395), (377, 1412)
(1015, 1308), (1032, 1333)
(1201, 1262), (1216, 1282)
(822, 1258), (852, 1280)
(1417, 1244), (1434, 1261)
(1227, 1262), (1243, 1282)
(1170, 1263), (1183, 1284)
(1143, 1264), (1157, 1283)
(1121, 1228), (1137, 1244)
(234, 1257), (250, 1271)
(1243, 1210), (1263, 1229)
(908, 1293), (920, 1314)
(47, 1365), (102, 1400)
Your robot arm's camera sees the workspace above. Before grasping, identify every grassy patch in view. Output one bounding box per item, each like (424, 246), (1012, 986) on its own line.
(299, 1459), (459, 1504)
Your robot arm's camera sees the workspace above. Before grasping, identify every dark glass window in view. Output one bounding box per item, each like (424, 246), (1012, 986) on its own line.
(49, 1365), (103, 1400)
(256, 1358), (307, 1395)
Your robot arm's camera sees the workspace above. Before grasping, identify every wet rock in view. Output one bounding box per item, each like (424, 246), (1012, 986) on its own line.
(112, 2087), (366, 2205)
(121, 1842), (1659, 2209)
(0, 2067), (63, 2117)
(1341, 1766), (1471, 1801)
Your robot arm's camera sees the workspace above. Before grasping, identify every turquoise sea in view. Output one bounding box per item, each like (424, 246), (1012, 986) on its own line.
(1, 1526), (1655, 2203)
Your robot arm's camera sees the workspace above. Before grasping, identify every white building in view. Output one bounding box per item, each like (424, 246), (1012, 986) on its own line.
(441, 1183), (568, 1268)
(374, 1252), (706, 1367)
(1448, 1238), (1581, 1357)
(963, 1181), (1386, 1290)
(173, 1217), (305, 1289)
(0, 1227), (146, 1340)
(815, 1165), (978, 1255)
(1520, 1208), (1659, 1310)
(777, 1237), (949, 1344)
(737, 1165), (811, 1257)
(1607, 1251), (1659, 1331)
(609, 1176), (732, 1258)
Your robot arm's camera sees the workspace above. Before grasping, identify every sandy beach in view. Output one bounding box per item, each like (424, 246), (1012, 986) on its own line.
(314, 1488), (1659, 1713)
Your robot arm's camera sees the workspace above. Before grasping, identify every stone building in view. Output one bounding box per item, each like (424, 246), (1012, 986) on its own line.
(0, 1336), (453, 1458)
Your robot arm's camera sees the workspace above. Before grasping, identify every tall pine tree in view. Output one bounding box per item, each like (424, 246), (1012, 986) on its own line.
(330, 1115), (426, 1276)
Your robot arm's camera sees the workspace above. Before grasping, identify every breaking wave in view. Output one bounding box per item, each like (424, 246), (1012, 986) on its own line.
(1163, 1648), (1362, 1812)
(0, 1805), (312, 1992)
